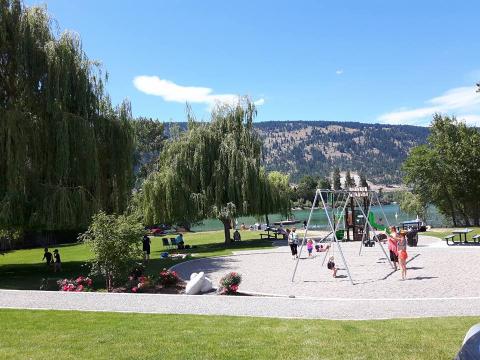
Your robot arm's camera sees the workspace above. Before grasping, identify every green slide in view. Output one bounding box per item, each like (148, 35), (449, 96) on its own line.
(368, 212), (390, 234)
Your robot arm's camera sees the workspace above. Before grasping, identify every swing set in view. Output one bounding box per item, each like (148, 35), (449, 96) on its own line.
(291, 188), (394, 285)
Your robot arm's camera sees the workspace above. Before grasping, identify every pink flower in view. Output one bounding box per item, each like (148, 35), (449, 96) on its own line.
(75, 284), (84, 292)
(230, 284), (239, 292)
(76, 276), (84, 284)
(131, 287), (138, 293)
(62, 285), (69, 291)
(86, 278), (93, 286)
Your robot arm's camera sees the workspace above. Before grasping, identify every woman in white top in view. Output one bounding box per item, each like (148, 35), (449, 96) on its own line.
(288, 227), (299, 259)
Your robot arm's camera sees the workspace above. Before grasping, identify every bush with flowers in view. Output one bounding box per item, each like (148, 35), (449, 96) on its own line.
(158, 268), (180, 287)
(218, 272), (242, 295)
(57, 276), (94, 292)
(126, 275), (154, 293)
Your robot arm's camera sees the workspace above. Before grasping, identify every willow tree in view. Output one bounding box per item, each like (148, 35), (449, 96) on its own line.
(0, 1), (134, 242)
(141, 100), (291, 243)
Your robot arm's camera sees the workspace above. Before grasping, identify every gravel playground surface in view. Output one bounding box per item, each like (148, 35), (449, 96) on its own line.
(1, 235), (480, 320)
(172, 235), (480, 299)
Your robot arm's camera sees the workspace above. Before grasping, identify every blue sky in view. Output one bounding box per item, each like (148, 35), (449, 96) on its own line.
(27, 0), (480, 125)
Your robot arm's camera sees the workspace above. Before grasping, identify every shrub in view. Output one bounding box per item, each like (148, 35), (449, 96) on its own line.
(127, 275), (153, 293)
(79, 211), (144, 291)
(218, 272), (242, 295)
(158, 268), (180, 287)
(57, 276), (94, 292)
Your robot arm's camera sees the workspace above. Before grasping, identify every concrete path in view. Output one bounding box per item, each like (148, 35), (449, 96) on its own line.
(1, 289), (480, 320)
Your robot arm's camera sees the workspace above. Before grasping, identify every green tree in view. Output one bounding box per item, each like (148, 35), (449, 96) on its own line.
(399, 192), (429, 223)
(345, 170), (355, 188)
(358, 173), (369, 188)
(403, 114), (480, 226)
(295, 175), (318, 202)
(131, 118), (165, 186)
(0, 1), (134, 242)
(140, 100), (290, 244)
(80, 212), (144, 291)
(332, 168), (341, 190)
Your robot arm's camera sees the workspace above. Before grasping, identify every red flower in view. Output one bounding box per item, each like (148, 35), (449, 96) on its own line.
(230, 284), (239, 292)
(131, 287), (138, 293)
(76, 276), (84, 284)
(86, 278), (93, 286)
(62, 285), (69, 291)
(76, 284), (84, 292)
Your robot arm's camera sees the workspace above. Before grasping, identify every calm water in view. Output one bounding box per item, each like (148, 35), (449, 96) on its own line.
(191, 204), (445, 232)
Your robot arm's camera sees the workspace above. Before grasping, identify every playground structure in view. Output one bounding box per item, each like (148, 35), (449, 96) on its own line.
(291, 188), (394, 285)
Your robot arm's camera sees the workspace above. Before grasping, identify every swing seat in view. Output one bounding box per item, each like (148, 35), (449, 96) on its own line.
(335, 230), (345, 241)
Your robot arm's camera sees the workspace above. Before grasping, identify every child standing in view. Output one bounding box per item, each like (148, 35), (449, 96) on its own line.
(53, 249), (61, 273)
(306, 239), (314, 257)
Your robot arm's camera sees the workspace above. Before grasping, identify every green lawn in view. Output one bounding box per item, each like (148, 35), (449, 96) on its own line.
(427, 227), (480, 242)
(0, 230), (272, 290)
(0, 309), (476, 359)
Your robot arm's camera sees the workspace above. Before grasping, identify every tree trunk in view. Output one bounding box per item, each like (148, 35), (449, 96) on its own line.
(222, 219), (231, 245)
(265, 214), (270, 226)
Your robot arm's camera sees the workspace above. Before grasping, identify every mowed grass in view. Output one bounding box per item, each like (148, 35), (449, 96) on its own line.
(0, 230), (272, 290)
(427, 227), (480, 242)
(0, 309), (476, 359)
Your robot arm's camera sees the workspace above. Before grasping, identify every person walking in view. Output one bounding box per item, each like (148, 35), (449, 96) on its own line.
(288, 227), (299, 259)
(397, 230), (408, 280)
(42, 248), (53, 267)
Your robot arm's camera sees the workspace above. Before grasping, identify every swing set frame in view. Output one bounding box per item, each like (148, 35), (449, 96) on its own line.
(291, 188), (394, 285)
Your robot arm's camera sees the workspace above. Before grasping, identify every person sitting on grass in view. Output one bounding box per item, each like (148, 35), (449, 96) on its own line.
(175, 233), (185, 249)
(327, 256), (337, 277)
(233, 229), (241, 242)
(42, 248), (53, 267)
(53, 249), (61, 272)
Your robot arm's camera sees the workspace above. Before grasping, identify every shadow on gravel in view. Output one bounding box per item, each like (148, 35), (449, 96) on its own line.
(172, 256), (242, 279)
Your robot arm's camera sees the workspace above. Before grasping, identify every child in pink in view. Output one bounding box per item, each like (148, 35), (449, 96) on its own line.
(307, 239), (314, 257)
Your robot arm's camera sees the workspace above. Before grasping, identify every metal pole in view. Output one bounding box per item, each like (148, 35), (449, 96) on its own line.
(358, 193), (374, 256)
(375, 192), (392, 229)
(353, 193), (394, 269)
(320, 191), (354, 285)
(291, 190), (318, 282)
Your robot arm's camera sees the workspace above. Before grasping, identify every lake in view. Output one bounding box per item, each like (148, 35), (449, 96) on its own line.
(191, 204), (446, 232)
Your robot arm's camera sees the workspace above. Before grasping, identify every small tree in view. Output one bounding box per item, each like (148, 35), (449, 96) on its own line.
(358, 172), (369, 188)
(332, 168), (341, 190)
(345, 170), (355, 189)
(80, 212), (144, 291)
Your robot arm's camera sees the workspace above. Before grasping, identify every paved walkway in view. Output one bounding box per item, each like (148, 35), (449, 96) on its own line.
(1, 289), (480, 320)
(1, 235), (480, 320)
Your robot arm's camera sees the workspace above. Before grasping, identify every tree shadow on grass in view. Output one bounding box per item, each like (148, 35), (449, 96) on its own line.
(0, 260), (96, 290)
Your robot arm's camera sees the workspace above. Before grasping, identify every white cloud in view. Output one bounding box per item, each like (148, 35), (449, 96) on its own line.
(254, 98), (265, 106)
(133, 75), (265, 107)
(335, 69), (344, 75)
(378, 86), (480, 125)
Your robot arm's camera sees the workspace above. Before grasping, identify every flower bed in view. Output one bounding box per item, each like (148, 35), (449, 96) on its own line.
(58, 276), (94, 292)
(112, 268), (185, 294)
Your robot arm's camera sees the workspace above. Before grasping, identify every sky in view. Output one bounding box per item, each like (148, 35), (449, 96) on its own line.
(26, 0), (480, 126)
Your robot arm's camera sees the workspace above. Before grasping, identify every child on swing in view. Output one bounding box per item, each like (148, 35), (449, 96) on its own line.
(327, 256), (337, 277)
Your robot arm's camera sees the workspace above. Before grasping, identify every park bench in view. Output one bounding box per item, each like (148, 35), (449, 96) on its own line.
(444, 234), (456, 245)
(472, 234), (480, 244)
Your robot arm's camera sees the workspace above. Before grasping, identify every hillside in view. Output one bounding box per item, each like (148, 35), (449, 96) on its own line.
(163, 121), (429, 185)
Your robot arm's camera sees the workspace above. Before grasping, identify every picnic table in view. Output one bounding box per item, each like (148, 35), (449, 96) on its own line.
(260, 227), (279, 240)
(452, 228), (472, 244)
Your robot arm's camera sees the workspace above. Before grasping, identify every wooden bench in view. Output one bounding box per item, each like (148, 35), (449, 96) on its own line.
(444, 234), (456, 245)
(472, 234), (480, 243)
